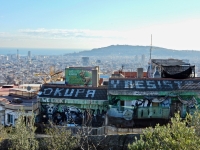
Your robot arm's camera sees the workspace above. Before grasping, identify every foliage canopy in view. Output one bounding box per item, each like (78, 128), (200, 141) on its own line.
(129, 111), (200, 150)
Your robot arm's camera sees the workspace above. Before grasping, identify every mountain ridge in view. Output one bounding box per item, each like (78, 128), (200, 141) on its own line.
(66, 45), (200, 58)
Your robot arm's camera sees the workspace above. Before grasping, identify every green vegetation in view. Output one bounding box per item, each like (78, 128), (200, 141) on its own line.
(8, 112), (39, 150)
(1, 109), (200, 149)
(128, 111), (200, 150)
(0, 110), (79, 150)
(0, 123), (8, 148)
(41, 122), (79, 150)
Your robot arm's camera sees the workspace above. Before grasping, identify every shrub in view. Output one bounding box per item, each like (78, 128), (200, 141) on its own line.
(128, 113), (200, 150)
(41, 122), (79, 150)
(8, 112), (39, 150)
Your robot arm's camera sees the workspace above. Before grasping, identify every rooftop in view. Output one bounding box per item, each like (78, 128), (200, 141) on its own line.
(0, 86), (38, 110)
(0, 96), (38, 110)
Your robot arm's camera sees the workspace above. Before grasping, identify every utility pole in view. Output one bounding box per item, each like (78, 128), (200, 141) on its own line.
(149, 34), (152, 78)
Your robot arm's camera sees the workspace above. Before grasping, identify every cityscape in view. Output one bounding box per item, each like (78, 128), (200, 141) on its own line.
(1, 0), (200, 149)
(2, 46), (200, 86)
(0, 46), (200, 149)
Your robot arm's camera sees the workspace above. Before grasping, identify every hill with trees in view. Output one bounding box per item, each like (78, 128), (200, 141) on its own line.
(66, 45), (200, 59)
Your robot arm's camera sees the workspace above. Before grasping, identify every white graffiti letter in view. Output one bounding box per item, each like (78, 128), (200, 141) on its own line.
(86, 90), (96, 98)
(43, 88), (53, 95)
(124, 80), (134, 88)
(64, 89), (74, 96)
(184, 80), (194, 85)
(163, 81), (173, 89)
(54, 88), (64, 96)
(135, 80), (145, 89)
(75, 89), (85, 97)
(157, 81), (162, 89)
(146, 81), (156, 89)
(174, 81), (182, 89)
(110, 80), (120, 88)
(41, 98), (46, 102)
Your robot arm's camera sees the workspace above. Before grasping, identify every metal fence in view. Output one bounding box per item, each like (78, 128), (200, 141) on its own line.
(68, 126), (106, 135)
(68, 126), (143, 135)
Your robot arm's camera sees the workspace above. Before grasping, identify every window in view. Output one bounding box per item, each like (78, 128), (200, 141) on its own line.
(7, 114), (13, 124)
(120, 100), (125, 111)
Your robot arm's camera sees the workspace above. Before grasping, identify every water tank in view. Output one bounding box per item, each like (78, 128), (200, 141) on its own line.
(137, 68), (143, 78)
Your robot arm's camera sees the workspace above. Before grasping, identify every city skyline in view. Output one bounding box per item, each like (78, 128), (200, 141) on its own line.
(0, 0), (200, 50)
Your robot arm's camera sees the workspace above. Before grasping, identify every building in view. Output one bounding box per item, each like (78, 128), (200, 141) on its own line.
(28, 51), (31, 60)
(36, 66), (108, 127)
(17, 49), (19, 60)
(82, 57), (89, 66)
(148, 58), (194, 78)
(107, 59), (200, 127)
(37, 85), (108, 127)
(0, 85), (39, 126)
(113, 71), (148, 78)
(107, 77), (200, 127)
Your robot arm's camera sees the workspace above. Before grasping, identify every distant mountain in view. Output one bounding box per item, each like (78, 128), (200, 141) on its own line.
(65, 45), (200, 58)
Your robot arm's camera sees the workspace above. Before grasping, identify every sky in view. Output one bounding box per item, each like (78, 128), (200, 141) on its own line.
(1, 0), (200, 50)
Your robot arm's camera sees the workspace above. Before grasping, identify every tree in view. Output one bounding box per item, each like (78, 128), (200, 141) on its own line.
(0, 124), (8, 148)
(76, 108), (106, 150)
(128, 113), (200, 150)
(8, 111), (39, 150)
(41, 122), (79, 150)
(189, 108), (200, 136)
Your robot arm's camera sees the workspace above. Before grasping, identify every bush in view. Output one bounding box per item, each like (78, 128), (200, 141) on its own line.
(8, 112), (39, 150)
(0, 124), (8, 148)
(41, 122), (79, 150)
(128, 113), (200, 150)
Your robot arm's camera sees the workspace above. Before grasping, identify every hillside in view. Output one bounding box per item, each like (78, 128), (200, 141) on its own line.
(66, 45), (200, 58)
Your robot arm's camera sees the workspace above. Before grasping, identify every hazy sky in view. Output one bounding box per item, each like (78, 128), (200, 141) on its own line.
(1, 0), (200, 50)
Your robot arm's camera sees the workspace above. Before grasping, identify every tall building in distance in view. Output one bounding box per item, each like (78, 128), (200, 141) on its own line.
(82, 57), (89, 66)
(17, 49), (19, 60)
(134, 55), (138, 62)
(141, 54), (145, 62)
(28, 51), (31, 60)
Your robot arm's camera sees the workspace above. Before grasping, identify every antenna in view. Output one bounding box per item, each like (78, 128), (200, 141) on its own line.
(150, 34), (152, 61)
(149, 34), (152, 78)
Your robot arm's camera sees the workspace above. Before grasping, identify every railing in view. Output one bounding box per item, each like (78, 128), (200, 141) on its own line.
(137, 107), (170, 119)
(57, 126), (106, 136)
(9, 90), (38, 99)
(105, 126), (143, 135)
(74, 126), (105, 135)
(50, 125), (142, 135)
(108, 105), (170, 119)
(5, 102), (38, 111)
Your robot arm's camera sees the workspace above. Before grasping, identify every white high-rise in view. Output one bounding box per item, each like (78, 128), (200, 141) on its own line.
(28, 51), (31, 59)
(17, 49), (19, 60)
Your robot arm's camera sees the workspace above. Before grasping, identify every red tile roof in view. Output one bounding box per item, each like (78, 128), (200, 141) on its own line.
(113, 71), (147, 78)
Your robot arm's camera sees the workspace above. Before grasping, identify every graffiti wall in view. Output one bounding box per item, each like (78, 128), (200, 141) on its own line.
(108, 79), (200, 91)
(65, 68), (92, 86)
(38, 85), (108, 127)
(107, 92), (199, 121)
(40, 103), (107, 127)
